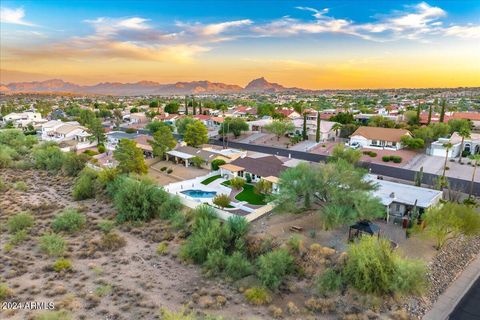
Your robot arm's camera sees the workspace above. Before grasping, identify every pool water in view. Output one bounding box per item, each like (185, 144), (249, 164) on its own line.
(181, 189), (217, 198)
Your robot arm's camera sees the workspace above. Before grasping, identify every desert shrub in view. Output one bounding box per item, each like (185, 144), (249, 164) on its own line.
(72, 168), (98, 200)
(182, 216), (229, 264)
(112, 176), (175, 222)
(39, 234), (66, 257)
(257, 249), (294, 289)
(211, 159), (226, 171)
(95, 284), (112, 297)
(158, 195), (183, 220)
(82, 149), (98, 156)
(224, 252), (253, 280)
(213, 194), (231, 209)
(167, 168), (173, 174)
(192, 204), (218, 222)
(97, 219), (115, 233)
(160, 308), (196, 320)
(32, 142), (65, 172)
(52, 208), (86, 233)
(99, 232), (126, 251)
(0, 177), (7, 192)
(226, 215), (249, 243)
(244, 287), (271, 305)
(316, 268), (344, 294)
(204, 249), (227, 276)
(61, 152), (88, 176)
(97, 168), (119, 189)
(7, 212), (34, 233)
(156, 242), (169, 255)
(230, 177), (246, 190)
(169, 211), (188, 230)
(287, 235), (304, 253)
(382, 156), (390, 162)
(10, 229), (28, 245)
(160, 166), (167, 171)
(13, 181), (28, 191)
(0, 283), (13, 299)
(0, 144), (17, 168)
(52, 258), (72, 272)
(34, 310), (72, 320)
(343, 236), (426, 295)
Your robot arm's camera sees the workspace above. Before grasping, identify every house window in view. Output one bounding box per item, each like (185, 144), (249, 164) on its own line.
(372, 140), (378, 145)
(396, 204), (401, 212)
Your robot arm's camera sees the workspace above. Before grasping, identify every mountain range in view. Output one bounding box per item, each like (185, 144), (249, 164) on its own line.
(0, 77), (302, 96)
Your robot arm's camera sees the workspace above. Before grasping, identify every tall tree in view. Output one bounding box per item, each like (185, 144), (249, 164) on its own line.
(218, 117), (249, 138)
(427, 104), (433, 125)
(87, 117), (105, 144)
(264, 120), (295, 141)
(442, 142), (453, 178)
(457, 126), (471, 163)
(439, 99), (446, 123)
(184, 96), (189, 115)
(114, 139), (147, 174)
(292, 102), (307, 140)
(192, 96), (196, 115)
(184, 121), (208, 147)
(148, 122), (176, 158)
(469, 155), (480, 198)
(175, 117), (196, 135)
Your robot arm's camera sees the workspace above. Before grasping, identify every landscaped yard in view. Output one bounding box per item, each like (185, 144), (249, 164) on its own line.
(222, 180), (267, 205)
(200, 174), (221, 185)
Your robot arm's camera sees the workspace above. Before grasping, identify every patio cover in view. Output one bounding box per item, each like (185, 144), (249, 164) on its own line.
(166, 150), (194, 159)
(219, 163), (244, 172)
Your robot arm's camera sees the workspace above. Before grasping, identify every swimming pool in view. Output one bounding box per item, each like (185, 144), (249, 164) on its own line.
(181, 189), (217, 198)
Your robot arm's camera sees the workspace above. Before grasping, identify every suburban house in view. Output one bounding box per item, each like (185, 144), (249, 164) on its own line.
(123, 112), (148, 124)
(349, 126), (411, 150)
(219, 155), (288, 192)
(41, 120), (95, 151)
(354, 113), (401, 124)
(429, 132), (480, 158)
(2, 110), (45, 128)
(105, 131), (139, 152)
(291, 119), (339, 141)
(134, 134), (154, 158)
(368, 175), (443, 223)
(230, 106), (257, 117)
(193, 114), (217, 129)
(276, 108), (300, 119)
(166, 145), (218, 168)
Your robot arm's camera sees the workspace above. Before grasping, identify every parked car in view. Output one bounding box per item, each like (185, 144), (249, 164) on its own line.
(346, 141), (361, 149)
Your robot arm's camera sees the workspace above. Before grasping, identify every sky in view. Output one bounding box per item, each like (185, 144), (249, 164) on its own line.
(1, 0), (479, 89)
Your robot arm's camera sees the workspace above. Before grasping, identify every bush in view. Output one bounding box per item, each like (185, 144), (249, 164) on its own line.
(287, 235), (304, 253)
(160, 308), (196, 320)
(7, 212), (34, 233)
(257, 249), (294, 289)
(95, 284), (112, 297)
(204, 249), (227, 276)
(33, 142), (65, 172)
(99, 232), (126, 251)
(61, 152), (87, 176)
(343, 236), (426, 295)
(112, 177), (176, 222)
(316, 269), (343, 294)
(52, 208), (86, 233)
(391, 156), (402, 163)
(72, 168), (98, 200)
(213, 194), (231, 209)
(10, 229), (28, 245)
(169, 211), (188, 230)
(156, 242), (169, 255)
(230, 177), (246, 190)
(166, 168), (173, 174)
(39, 234), (66, 257)
(52, 258), (72, 272)
(382, 156), (390, 162)
(13, 181), (28, 191)
(160, 166), (167, 171)
(245, 173), (252, 183)
(362, 151), (377, 157)
(97, 168), (119, 189)
(97, 219), (115, 233)
(224, 252), (253, 280)
(125, 128), (137, 134)
(83, 149), (98, 156)
(0, 283), (13, 299)
(34, 310), (72, 320)
(97, 144), (106, 154)
(244, 287), (271, 305)
(211, 159), (226, 171)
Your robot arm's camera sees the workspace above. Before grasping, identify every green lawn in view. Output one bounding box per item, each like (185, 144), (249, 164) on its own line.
(222, 180), (266, 205)
(201, 175), (221, 185)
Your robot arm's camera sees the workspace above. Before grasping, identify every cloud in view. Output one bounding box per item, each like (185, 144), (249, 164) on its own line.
(253, 2), (478, 42)
(0, 7), (35, 26)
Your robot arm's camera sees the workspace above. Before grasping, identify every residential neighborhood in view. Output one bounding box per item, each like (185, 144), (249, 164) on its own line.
(1, 1), (480, 320)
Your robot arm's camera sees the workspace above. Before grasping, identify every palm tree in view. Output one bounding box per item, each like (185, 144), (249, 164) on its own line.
(184, 96), (188, 115)
(468, 154), (480, 198)
(442, 142), (453, 177)
(457, 126), (471, 163)
(331, 123), (343, 139)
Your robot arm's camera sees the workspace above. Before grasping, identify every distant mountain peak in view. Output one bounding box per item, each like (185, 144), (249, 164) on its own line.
(2, 77), (300, 95)
(245, 77), (286, 92)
